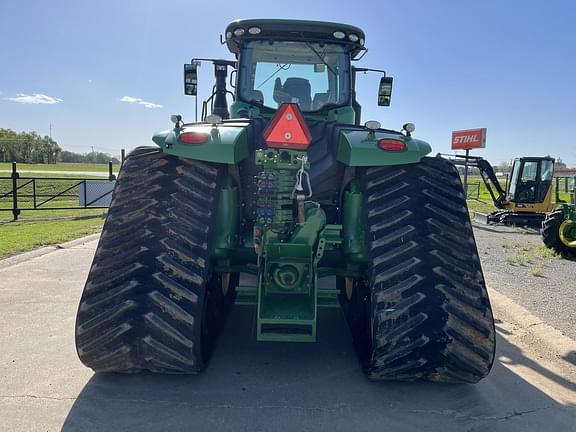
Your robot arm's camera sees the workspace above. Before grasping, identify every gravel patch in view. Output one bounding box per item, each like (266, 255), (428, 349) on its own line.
(473, 222), (576, 340)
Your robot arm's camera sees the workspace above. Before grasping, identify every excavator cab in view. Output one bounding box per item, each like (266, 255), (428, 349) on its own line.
(507, 157), (555, 205)
(452, 154), (556, 226)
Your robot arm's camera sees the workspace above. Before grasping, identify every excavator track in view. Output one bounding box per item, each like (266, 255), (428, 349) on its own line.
(75, 147), (233, 373)
(346, 156), (495, 383)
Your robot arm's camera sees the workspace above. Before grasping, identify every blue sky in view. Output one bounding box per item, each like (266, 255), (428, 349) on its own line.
(1, 0), (575, 166)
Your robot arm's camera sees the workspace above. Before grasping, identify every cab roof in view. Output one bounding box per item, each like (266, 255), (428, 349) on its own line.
(224, 19), (366, 59)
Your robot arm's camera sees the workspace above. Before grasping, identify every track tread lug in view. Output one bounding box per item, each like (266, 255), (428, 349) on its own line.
(348, 157), (495, 383)
(75, 147), (232, 374)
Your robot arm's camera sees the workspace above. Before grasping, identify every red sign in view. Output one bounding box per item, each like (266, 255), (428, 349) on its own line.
(451, 128), (487, 150)
(263, 103), (312, 150)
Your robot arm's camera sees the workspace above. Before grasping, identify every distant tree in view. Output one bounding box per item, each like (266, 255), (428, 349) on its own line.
(0, 129), (62, 163)
(59, 150), (84, 163)
(495, 161), (512, 174)
(58, 150), (119, 164)
(0, 128), (121, 164)
(555, 157), (567, 169)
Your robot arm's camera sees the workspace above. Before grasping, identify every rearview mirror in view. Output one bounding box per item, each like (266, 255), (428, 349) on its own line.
(184, 63), (198, 96)
(378, 76), (393, 106)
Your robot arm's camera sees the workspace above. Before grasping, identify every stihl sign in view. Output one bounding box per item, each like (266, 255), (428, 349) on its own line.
(451, 128), (487, 150)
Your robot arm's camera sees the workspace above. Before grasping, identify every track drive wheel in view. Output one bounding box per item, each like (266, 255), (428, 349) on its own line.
(75, 147), (236, 373)
(542, 209), (576, 258)
(345, 156), (495, 383)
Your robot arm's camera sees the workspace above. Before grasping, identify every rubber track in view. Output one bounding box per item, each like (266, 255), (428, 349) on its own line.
(541, 209), (576, 258)
(75, 146), (220, 373)
(361, 156), (495, 383)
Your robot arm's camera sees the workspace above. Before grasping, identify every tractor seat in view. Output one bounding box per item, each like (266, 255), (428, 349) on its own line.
(312, 92), (329, 110)
(281, 78), (312, 111)
(247, 89), (264, 104)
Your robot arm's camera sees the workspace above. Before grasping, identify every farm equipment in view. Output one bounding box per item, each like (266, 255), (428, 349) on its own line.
(451, 154), (556, 226)
(451, 154), (575, 257)
(75, 19), (495, 383)
(541, 176), (576, 258)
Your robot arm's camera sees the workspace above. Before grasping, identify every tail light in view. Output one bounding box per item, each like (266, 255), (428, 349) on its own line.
(179, 131), (209, 145)
(378, 139), (406, 152)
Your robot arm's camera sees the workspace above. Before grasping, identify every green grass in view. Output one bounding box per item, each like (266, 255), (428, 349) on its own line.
(503, 242), (560, 277)
(0, 216), (104, 260)
(534, 245), (559, 259)
(506, 249), (534, 266)
(0, 172), (109, 259)
(530, 265), (545, 277)
(0, 172), (112, 222)
(463, 177), (499, 216)
(0, 162), (119, 172)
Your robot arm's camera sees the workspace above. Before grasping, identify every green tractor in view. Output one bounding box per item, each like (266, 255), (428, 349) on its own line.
(541, 176), (576, 258)
(75, 19), (495, 383)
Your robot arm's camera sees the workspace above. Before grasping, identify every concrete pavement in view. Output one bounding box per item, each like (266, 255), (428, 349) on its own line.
(0, 237), (574, 432)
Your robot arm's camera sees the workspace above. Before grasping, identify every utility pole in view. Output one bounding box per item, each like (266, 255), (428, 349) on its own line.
(49, 123), (53, 140)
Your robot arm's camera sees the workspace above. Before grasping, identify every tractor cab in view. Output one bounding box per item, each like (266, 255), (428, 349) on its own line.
(184, 19), (393, 125)
(236, 40), (350, 113)
(507, 157), (555, 205)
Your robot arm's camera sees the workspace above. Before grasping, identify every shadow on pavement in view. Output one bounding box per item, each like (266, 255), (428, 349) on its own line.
(494, 323), (576, 394)
(61, 306), (575, 432)
(563, 351), (576, 367)
(472, 223), (539, 236)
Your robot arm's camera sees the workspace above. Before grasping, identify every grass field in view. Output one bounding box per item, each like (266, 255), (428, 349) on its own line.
(0, 171), (109, 260)
(0, 216), (104, 259)
(0, 162), (119, 172)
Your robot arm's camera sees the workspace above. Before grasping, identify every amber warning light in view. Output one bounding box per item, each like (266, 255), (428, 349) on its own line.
(263, 103), (312, 150)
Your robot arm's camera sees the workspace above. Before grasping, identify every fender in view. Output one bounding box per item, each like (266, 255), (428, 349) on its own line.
(336, 128), (432, 166)
(152, 121), (250, 164)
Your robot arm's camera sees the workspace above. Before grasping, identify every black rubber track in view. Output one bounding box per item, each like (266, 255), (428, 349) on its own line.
(75, 147), (234, 373)
(542, 209), (576, 258)
(348, 156), (496, 383)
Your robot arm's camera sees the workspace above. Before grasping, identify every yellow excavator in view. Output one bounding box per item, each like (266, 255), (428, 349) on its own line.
(452, 155), (556, 226)
(452, 154), (575, 257)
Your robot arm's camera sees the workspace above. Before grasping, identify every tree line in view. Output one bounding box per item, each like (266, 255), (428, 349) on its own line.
(59, 150), (120, 164)
(0, 128), (119, 164)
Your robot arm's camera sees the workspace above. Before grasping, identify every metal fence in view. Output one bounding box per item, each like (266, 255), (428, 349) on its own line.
(465, 182), (480, 200)
(0, 162), (117, 221)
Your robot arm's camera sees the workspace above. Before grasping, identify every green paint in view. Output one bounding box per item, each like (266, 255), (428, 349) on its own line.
(152, 124), (249, 164)
(147, 19), (445, 345)
(256, 210), (343, 342)
(212, 175), (239, 257)
(253, 146), (337, 342)
(230, 101), (262, 119)
(342, 180), (368, 263)
(230, 101), (356, 124)
(337, 130), (431, 166)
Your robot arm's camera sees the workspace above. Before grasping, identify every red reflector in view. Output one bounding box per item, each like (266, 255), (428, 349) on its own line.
(179, 131), (209, 145)
(263, 103), (312, 150)
(378, 139), (406, 152)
